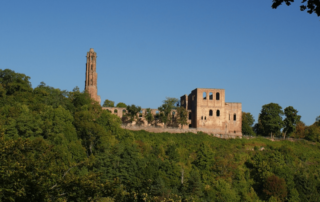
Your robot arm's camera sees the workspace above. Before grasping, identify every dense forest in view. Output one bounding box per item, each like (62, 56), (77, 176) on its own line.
(1, 69), (320, 202)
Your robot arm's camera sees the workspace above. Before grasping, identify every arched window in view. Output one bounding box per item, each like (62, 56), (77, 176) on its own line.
(216, 92), (220, 100)
(234, 114), (236, 121)
(139, 110), (143, 117)
(201, 116), (203, 120)
(123, 109), (126, 114)
(209, 92), (213, 100)
(114, 109), (118, 113)
(189, 112), (192, 120)
(91, 64), (93, 70)
(209, 110), (213, 116)
(216, 110), (220, 117)
(204, 116), (206, 120)
(91, 56), (93, 61)
(203, 92), (206, 100)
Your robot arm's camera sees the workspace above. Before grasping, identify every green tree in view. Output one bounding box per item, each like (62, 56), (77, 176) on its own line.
(103, 99), (115, 107)
(259, 103), (284, 138)
(304, 125), (320, 142)
(158, 97), (179, 127)
(242, 112), (255, 136)
(187, 169), (203, 198)
(283, 106), (301, 139)
(316, 115), (320, 126)
(144, 108), (154, 124)
(116, 102), (127, 108)
(0, 69), (32, 96)
(126, 105), (141, 122)
(0, 133), (103, 202)
(176, 106), (188, 129)
(272, 0), (320, 16)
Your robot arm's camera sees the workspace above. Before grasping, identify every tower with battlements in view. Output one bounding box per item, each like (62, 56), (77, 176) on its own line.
(85, 48), (101, 104)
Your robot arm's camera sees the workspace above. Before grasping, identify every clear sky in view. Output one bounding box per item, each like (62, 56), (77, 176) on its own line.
(1, 1), (319, 125)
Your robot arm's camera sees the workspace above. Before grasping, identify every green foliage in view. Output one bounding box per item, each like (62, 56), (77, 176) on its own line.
(2, 69), (320, 201)
(258, 103), (284, 137)
(103, 99), (114, 107)
(126, 104), (141, 122)
(283, 106), (301, 138)
(116, 102), (127, 108)
(0, 69), (32, 96)
(242, 112), (256, 136)
(304, 125), (320, 142)
(176, 106), (188, 128)
(144, 108), (154, 124)
(158, 97), (178, 127)
(0, 133), (103, 202)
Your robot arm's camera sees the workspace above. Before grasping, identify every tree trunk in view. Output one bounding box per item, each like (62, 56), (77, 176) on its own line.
(181, 168), (184, 184)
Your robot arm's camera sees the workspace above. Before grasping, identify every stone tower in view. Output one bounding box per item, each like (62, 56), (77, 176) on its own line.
(85, 48), (101, 104)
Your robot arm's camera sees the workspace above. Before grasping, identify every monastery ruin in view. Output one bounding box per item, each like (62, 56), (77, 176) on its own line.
(85, 48), (242, 137)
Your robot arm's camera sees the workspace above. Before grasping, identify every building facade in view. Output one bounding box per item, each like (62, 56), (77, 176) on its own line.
(180, 88), (242, 136)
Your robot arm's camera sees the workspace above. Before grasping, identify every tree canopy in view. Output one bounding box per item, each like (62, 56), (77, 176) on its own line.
(116, 102), (127, 108)
(102, 99), (114, 107)
(1, 68), (320, 201)
(272, 0), (320, 16)
(242, 112), (255, 136)
(258, 103), (284, 137)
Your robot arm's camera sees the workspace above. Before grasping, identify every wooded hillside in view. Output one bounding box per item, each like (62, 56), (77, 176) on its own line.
(1, 69), (320, 202)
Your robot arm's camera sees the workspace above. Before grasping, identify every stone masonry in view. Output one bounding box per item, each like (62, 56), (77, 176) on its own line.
(84, 49), (242, 136)
(180, 88), (242, 136)
(85, 48), (101, 104)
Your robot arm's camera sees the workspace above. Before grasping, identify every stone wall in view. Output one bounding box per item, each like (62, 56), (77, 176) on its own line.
(121, 125), (242, 139)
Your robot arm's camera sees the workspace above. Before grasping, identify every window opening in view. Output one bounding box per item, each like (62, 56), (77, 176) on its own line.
(201, 116), (203, 120)
(123, 110), (126, 113)
(189, 112), (192, 120)
(216, 92), (220, 100)
(216, 110), (220, 117)
(209, 110), (213, 116)
(234, 114), (236, 121)
(114, 109), (118, 113)
(229, 114), (230, 120)
(204, 116), (206, 120)
(139, 110), (143, 117)
(203, 92), (206, 100)
(91, 64), (93, 70)
(209, 92), (213, 100)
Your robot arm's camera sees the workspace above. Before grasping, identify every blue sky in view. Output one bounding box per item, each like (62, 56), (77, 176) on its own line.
(1, 0), (319, 125)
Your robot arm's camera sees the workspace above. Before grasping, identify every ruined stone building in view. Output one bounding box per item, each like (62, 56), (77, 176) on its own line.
(84, 48), (242, 136)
